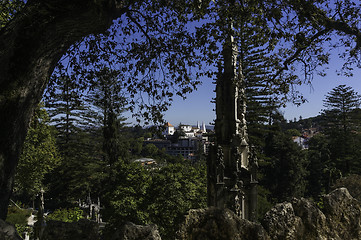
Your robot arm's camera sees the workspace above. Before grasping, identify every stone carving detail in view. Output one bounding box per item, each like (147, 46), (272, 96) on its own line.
(232, 146), (241, 171)
(216, 145), (225, 183)
(249, 145), (258, 182)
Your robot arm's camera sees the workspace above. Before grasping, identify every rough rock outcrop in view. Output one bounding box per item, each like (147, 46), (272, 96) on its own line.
(0, 220), (22, 240)
(40, 219), (100, 240)
(262, 202), (304, 239)
(322, 187), (361, 239)
(291, 197), (328, 238)
(262, 187), (361, 240)
(178, 188), (361, 240)
(110, 222), (161, 240)
(176, 207), (270, 240)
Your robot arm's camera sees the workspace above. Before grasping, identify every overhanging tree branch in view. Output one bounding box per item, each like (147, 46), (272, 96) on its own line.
(272, 28), (330, 82)
(126, 11), (155, 48)
(293, 0), (361, 54)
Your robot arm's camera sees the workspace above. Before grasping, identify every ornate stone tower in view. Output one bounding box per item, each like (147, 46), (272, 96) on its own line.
(207, 33), (258, 221)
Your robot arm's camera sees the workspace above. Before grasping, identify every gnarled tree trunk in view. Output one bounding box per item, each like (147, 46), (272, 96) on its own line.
(0, 0), (127, 219)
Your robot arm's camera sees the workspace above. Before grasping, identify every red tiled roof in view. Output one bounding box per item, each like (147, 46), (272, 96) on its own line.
(165, 122), (174, 127)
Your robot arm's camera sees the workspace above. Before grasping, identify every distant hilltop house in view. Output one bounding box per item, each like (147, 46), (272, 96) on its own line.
(302, 128), (318, 138)
(162, 122), (175, 136)
(292, 136), (309, 150)
(292, 127), (319, 150)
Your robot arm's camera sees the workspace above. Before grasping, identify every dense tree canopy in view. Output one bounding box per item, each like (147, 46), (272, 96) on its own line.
(14, 104), (60, 201)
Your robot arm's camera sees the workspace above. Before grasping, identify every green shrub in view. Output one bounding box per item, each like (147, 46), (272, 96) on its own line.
(6, 204), (32, 238)
(6, 204), (32, 226)
(46, 207), (84, 222)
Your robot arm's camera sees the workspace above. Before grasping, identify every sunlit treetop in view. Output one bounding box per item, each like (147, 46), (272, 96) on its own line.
(0, 0), (24, 28)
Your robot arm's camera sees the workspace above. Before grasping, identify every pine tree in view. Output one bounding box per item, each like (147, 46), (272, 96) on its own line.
(322, 85), (361, 134)
(44, 66), (131, 208)
(263, 130), (308, 202)
(229, 0), (282, 149)
(44, 71), (87, 160)
(85, 67), (129, 165)
(242, 45), (280, 148)
(44, 70), (105, 207)
(321, 85), (361, 174)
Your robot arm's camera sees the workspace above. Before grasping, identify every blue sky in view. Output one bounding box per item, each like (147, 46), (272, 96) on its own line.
(282, 50), (361, 122)
(125, 57), (361, 127)
(126, 57), (361, 127)
(159, 51), (361, 127)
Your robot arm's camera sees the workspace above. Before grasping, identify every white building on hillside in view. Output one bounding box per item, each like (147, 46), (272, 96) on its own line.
(151, 121), (212, 160)
(162, 122), (175, 136)
(163, 121), (207, 137)
(180, 121), (207, 137)
(180, 124), (193, 132)
(197, 121), (207, 133)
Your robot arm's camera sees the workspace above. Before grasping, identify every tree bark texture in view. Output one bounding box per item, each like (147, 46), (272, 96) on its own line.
(0, 0), (127, 219)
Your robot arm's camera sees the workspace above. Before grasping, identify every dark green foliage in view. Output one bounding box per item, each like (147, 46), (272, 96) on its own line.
(103, 161), (151, 226)
(14, 104), (60, 201)
(243, 42), (281, 148)
(286, 129), (301, 137)
(263, 131), (308, 202)
(130, 137), (144, 156)
(45, 67), (132, 207)
(45, 73), (87, 151)
(281, 86), (361, 200)
(252, 111), (299, 206)
(103, 161), (207, 240)
(44, 72), (102, 207)
(44, 128), (106, 209)
(322, 85), (360, 133)
(306, 134), (333, 198)
(147, 162), (207, 239)
(101, 109), (123, 165)
(322, 85), (361, 174)
(84, 67), (130, 165)
(6, 204), (31, 226)
(256, 186), (273, 221)
(142, 143), (159, 158)
(46, 208), (84, 223)
(170, 129), (186, 143)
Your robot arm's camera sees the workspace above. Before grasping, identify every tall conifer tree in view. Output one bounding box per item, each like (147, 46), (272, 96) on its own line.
(45, 71), (85, 160)
(84, 67), (129, 165)
(321, 85), (361, 174)
(44, 69), (105, 207)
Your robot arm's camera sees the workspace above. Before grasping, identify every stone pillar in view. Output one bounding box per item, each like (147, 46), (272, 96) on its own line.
(207, 25), (257, 220)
